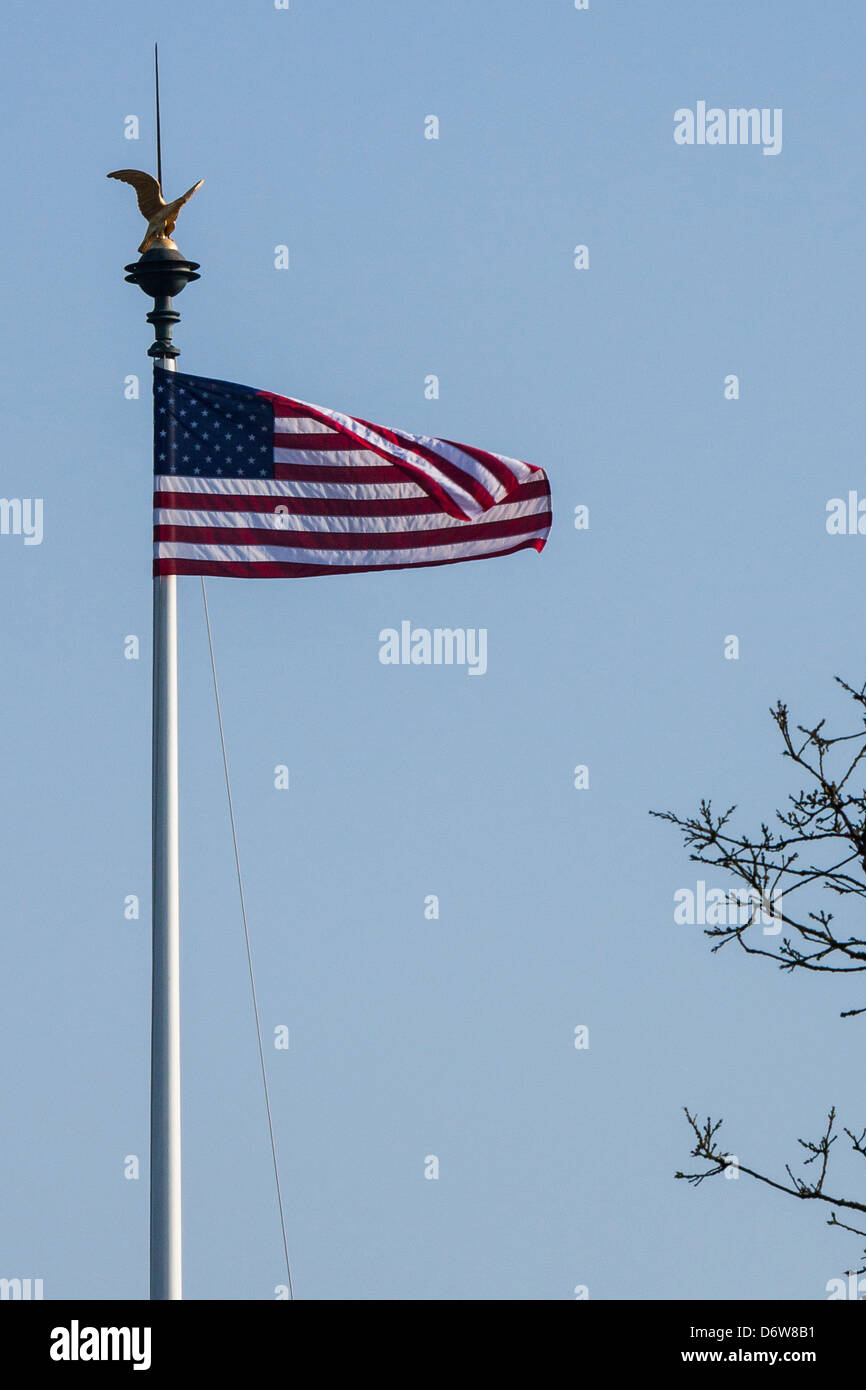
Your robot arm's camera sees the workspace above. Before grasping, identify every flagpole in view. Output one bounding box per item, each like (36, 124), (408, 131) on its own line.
(151, 538), (180, 1299)
(122, 239), (199, 1299)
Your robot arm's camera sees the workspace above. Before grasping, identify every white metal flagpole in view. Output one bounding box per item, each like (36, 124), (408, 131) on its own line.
(150, 355), (181, 1300)
(142, 275), (198, 1299)
(126, 245), (199, 1303)
(149, 41), (179, 1300)
(115, 48), (201, 1298)
(109, 49), (201, 1296)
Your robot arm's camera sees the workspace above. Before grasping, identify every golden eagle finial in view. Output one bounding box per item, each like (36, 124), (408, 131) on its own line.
(107, 169), (204, 253)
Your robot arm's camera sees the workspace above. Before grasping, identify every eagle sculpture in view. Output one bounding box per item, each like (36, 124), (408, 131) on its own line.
(107, 169), (204, 253)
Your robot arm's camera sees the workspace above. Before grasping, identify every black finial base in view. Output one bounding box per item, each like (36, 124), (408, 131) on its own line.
(124, 241), (200, 362)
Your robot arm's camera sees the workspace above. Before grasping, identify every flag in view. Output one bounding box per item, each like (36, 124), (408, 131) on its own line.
(153, 368), (551, 578)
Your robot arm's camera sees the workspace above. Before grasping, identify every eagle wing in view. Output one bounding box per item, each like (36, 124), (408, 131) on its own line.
(107, 170), (165, 219)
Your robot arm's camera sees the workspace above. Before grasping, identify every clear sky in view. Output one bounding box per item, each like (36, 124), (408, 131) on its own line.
(2, 0), (865, 1300)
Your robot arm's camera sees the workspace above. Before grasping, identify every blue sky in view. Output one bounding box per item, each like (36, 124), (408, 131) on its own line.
(2, 0), (865, 1299)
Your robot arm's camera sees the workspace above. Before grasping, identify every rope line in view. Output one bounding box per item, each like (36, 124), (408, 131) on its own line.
(200, 577), (295, 1300)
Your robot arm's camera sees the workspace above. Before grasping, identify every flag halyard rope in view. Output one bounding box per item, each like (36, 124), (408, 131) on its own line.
(200, 577), (295, 1300)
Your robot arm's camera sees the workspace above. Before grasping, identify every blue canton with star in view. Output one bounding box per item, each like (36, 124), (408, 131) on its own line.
(153, 367), (274, 479)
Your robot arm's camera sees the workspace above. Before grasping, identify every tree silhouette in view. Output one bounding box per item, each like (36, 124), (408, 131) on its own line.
(652, 677), (866, 1274)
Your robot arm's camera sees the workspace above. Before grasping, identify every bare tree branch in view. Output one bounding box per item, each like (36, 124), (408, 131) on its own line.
(659, 678), (866, 1271)
(676, 1106), (866, 1216)
(652, 677), (866, 1012)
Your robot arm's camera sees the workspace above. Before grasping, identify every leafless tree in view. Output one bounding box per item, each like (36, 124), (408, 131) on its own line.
(652, 677), (866, 1272)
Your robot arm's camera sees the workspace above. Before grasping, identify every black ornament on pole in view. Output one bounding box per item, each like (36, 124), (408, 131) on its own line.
(124, 245), (200, 361)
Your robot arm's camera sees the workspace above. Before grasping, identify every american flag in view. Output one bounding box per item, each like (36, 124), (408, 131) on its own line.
(153, 367), (552, 578)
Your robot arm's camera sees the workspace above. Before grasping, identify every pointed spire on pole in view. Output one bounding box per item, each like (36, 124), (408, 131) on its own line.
(155, 44), (163, 192)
